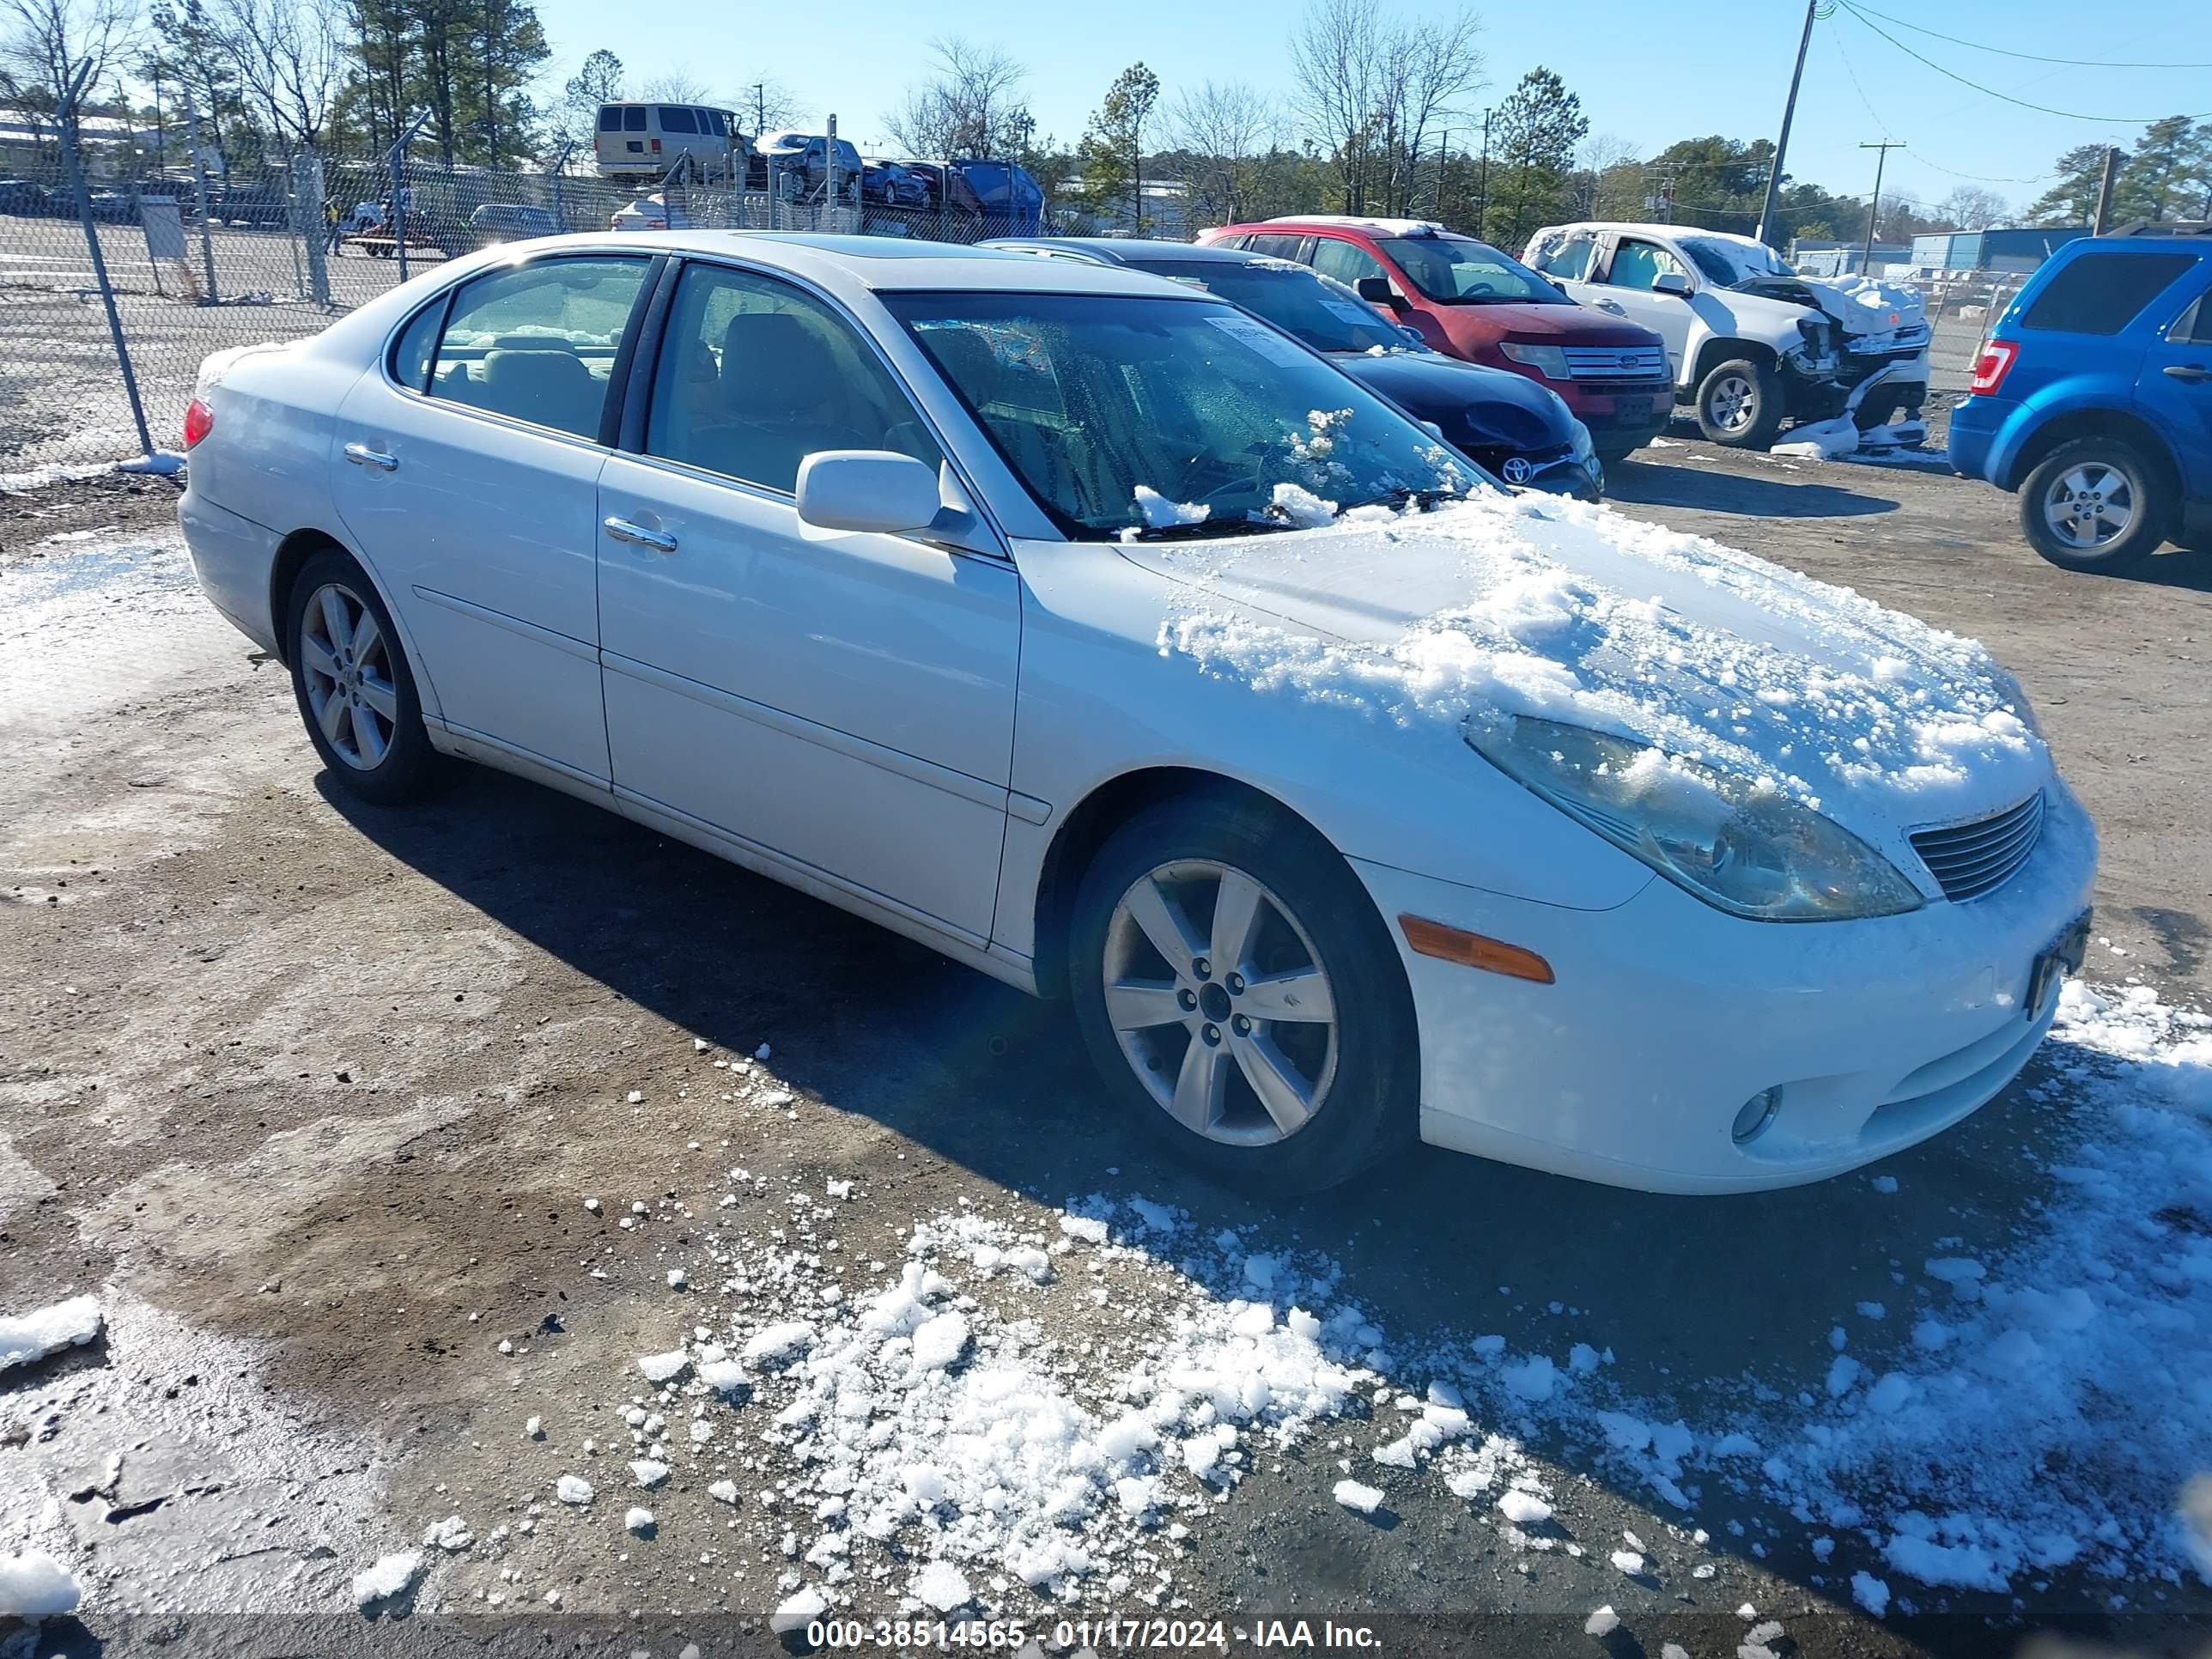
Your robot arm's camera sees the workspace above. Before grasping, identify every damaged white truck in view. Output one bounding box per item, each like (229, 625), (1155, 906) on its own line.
(1524, 222), (1930, 450)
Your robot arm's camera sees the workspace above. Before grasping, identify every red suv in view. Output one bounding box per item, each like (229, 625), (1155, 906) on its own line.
(1202, 216), (1674, 463)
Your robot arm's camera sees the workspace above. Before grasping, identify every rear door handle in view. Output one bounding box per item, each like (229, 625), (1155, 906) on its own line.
(2165, 363), (2210, 383)
(343, 441), (398, 471)
(604, 516), (678, 552)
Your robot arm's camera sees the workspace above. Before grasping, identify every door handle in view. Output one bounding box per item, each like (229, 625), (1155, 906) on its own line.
(343, 441), (398, 471)
(604, 515), (678, 552)
(2165, 363), (2211, 383)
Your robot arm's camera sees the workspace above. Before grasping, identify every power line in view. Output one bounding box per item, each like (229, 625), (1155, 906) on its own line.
(1826, 27), (2057, 185)
(1840, 0), (2212, 70)
(1837, 3), (2212, 121)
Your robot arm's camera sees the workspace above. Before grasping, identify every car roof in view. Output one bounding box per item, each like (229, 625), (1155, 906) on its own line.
(1536, 221), (1770, 251)
(564, 230), (1204, 297)
(1257, 215), (1449, 237)
(985, 237), (1271, 265)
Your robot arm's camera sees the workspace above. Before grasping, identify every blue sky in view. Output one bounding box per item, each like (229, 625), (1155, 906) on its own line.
(533, 0), (2212, 216)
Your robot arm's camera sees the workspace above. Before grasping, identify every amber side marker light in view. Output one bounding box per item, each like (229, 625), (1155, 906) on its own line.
(1398, 914), (1556, 984)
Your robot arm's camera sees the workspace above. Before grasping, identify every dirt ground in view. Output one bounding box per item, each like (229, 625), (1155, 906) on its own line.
(3, 442), (2209, 1658)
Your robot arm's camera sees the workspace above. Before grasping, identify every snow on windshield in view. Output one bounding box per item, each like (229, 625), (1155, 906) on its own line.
(1680, 236), (1794, 286)
(1152, 488), (2049, 836)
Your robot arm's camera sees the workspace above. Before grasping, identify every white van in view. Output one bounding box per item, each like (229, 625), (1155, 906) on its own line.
(593, 102), (739, 179)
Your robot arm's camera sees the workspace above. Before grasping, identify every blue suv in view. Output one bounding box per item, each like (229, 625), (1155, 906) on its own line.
(1948, 228), (2212, 571)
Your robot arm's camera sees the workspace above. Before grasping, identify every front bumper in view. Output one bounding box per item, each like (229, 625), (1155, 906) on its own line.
(1559, 382), (1674, 449)
(1353, 780), (2098, 1194)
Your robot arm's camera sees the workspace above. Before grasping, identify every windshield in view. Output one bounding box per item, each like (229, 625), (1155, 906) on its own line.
(1379, 236), (1571, 306)
(886, 291), (1474, 541)
(1678, 235), (1796, 286)
(1117, 258), (1415, 354)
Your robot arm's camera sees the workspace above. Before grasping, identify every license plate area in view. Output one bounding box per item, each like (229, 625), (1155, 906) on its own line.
(2027, 908), (2092, 1021)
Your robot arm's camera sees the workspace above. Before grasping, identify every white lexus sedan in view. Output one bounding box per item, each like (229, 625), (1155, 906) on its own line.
(178, 232), (2096, 1196)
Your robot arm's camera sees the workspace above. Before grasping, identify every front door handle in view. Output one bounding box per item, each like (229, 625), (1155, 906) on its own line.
(604, 516), (678, 552)
(2165, 363), (2210, 383)
(343, 441), (398, 471)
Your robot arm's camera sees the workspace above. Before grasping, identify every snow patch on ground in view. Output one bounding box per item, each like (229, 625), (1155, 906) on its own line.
(0, 1293), (101, 1371)
(0, 1552), (82, 1618)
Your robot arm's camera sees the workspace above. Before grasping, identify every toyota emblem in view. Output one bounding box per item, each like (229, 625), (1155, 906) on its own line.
(1502, 457), (1534, 484)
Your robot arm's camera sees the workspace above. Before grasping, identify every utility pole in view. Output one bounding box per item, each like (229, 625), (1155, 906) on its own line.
(1436, 129), (1449, 221)
(2092, 144), (2122, 234)
(750, 82), (767, 137)
(1859, 139), (1904, 273)
(1758, 0), (1817, 247)
(1473, 108), (1492, 235)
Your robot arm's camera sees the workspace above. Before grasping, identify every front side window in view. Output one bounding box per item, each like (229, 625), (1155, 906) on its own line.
(890, 291), (1473, 540)
(1310, 236), (1386, 289)
(647, 263), (941, 495)
(2022, 252), (2198, 336)
(1605, 238), (1690, 292)
(705, 109), (728, 137)
(1380, 235), (1571, 304)
(426, 257), (650, 440)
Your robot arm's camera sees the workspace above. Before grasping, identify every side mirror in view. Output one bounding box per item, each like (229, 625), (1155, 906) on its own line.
(1652, 272), (1692, 296)
(1354, 275), (1403, 309)
(795, 451), (942, 536)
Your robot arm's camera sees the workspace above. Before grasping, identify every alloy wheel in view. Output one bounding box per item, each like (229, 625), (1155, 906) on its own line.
(2042, 463), (2136, 550)
(299, 582), (398, 770)
(1101, 860), (1339, 1146)
(1707, 373), (1756, 433)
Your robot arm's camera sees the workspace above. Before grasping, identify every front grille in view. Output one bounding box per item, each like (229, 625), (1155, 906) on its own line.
(1909, 792), (2045, 901)
(1564, 343), (1668, 381)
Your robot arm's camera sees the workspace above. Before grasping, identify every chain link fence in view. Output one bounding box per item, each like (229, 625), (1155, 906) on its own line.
(1, 146), (1086, 477)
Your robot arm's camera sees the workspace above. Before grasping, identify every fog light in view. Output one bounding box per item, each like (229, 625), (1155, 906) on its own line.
(1731, 1087), (1781, 1145)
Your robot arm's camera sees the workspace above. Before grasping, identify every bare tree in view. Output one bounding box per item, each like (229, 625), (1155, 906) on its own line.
(1167, 79), (1273, 226)
(1935, 183), (2008, 231)
(0, 0), (135, 146)
(1571, 131), (1638, 217)
(641, 70), (714, 106)
(884, 35), (1030, 160)
(1291, 0), (1481, 215)
(204, 0), (343, 148)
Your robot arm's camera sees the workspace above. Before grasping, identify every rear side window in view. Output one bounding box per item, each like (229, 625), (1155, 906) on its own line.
(623, 106), (647, 132)
(2165, 289), (2211, 345)
(598, 106), (623, 133)
(2021, 252), (2197, 335)
(1534, 234), (1595, 282)
(425, 257), (652, 440)
(390, 296), (446, 391)
(658, 106), (697, 134)
(1243, 234), (1306, 260)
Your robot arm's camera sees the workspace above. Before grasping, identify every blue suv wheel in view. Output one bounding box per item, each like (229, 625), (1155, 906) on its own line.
(2019, 436), (2169, 572)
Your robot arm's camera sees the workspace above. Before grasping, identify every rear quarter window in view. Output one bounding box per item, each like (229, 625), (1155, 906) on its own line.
(2021, 252), (2198, 335)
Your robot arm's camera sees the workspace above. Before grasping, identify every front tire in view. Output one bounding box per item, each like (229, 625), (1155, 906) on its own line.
(284, 548), (436, 804)
(1068, 792), (1419, 1195)
(1696, 356), (1785, 449)
(2019, 438), (2169, 572)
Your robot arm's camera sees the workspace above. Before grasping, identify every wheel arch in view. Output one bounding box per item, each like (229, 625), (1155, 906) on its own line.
(2000, 407), (2181, 496)
(1690, 336), (1778, 387)
(1029, 766), (1348, 1000)
(266, 528), (438, 720)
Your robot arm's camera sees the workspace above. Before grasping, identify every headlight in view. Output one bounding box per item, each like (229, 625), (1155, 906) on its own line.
(1567, 418), (1594, 463)
(1464, 714), (1925, 921)
(1500, 343), (1571, 380)
(1987, 667), (2044, 738)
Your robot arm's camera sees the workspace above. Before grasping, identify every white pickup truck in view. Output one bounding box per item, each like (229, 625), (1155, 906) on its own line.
(1523, 222), (1930, 449)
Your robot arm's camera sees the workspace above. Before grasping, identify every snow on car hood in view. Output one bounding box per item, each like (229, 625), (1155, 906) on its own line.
(1128, 489), (2048, 841)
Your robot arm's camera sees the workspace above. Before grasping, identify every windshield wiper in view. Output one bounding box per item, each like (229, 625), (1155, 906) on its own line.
(1347, 485), (1463, 512)
(1129, 515), (1293, 542)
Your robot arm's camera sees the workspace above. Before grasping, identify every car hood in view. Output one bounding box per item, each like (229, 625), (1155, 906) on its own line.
(1334, 351), (1574, 450)
(1729, 272), (1929, 343)
(1122, 490), (2049, 842)
(1442, 303), (1658, 347)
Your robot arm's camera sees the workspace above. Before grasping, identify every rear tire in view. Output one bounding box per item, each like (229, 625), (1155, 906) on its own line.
(1696, 356), (1785, 449)
(284, 547), (438, 804)
(1067, 791), (1419, 1195)
(2019, 437), (2169, 572)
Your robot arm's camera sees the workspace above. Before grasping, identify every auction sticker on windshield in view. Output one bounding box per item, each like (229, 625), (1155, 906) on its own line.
(1203, 313), (1312, 367)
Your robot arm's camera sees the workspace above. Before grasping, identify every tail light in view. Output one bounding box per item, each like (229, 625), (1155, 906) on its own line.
(650, 137), (661, 152)
(182, 396), (214, 448)
(1967, 339), (2019, 397)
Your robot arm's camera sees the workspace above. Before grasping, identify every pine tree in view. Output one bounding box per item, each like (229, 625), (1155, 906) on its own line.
(1480, 69), (1585, 250)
